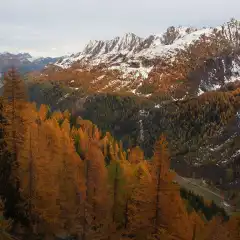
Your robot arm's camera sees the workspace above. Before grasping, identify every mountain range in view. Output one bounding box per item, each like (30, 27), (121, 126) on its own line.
(0, 52), (60, 75)
(50, 19), (240, 99)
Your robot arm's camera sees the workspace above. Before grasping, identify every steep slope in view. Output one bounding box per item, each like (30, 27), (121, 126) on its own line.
(27, 83), (240, 192)
(76, 92), (240, 192)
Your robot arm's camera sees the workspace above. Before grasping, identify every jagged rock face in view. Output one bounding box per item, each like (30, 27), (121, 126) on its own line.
(54, 25), (220, 70)
(82, 33), (143, 57)
(54, 27), (195, 68)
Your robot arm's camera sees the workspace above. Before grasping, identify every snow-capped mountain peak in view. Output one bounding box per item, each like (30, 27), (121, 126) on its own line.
(117, 32), (142, 50)
(54, 25), (217, 69)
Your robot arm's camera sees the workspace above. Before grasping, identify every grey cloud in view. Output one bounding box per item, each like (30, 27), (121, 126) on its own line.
(0, 0), (240, 56)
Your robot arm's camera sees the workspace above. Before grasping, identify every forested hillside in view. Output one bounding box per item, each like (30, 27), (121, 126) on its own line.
(0, 68), (239, 240)
(27, 80), (240, 209)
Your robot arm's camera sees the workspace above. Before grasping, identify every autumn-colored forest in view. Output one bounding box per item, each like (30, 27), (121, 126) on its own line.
(0, 68), (239, 240)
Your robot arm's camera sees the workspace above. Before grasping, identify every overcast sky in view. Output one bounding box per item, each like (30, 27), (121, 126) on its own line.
(1, 0), (240, 57)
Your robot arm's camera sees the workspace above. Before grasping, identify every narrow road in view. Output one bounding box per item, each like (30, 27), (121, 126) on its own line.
(177, 175), (223, 198)
(175, 175), (234, 215)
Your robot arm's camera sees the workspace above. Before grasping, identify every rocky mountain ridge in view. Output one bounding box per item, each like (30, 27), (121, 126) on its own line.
(54, 27), (201, 69)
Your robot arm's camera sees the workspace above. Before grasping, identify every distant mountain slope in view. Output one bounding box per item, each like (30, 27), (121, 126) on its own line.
(0, 52), (60, 74)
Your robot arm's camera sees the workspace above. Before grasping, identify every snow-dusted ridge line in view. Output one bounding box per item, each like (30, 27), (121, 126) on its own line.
(54, 26), (220, 69)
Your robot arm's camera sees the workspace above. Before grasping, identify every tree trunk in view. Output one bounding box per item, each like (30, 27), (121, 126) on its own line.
(112, 163), (118, 223)
(154, 164), (161, 234)
(192, 223), (196, 240)
(82, 159), (89, 240)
